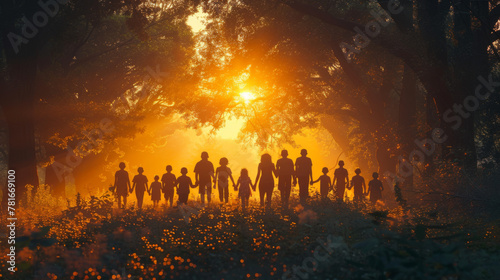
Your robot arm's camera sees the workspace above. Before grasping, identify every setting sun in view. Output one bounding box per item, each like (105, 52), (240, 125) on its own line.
(239, 91), (255, 103)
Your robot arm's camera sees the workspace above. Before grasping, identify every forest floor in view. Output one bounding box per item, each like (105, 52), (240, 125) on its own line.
(1, 191), (500, 280)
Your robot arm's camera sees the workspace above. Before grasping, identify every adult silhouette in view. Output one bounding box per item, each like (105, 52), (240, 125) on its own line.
(332, 160), (349, 202)
(254, 153), (277, 208)
(367, 172), (384, 205)
(113, 162), (131, 209)
(276, 150), (295, 209)
(131, 167), (148, 209)
(194, 151), (215, 204)
(295, 149), (313, 205)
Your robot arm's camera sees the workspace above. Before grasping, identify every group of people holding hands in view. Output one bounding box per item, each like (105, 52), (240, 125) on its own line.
(112, 149), (384, 210)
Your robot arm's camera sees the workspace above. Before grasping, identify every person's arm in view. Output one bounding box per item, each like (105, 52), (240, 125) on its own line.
(380, 181), (384, 191)
(272, 164), (277, 178)
(130, 181), (135, 193)
(362, 178), (367, 194)
(234, 178), (240, 191)
(346, 171), (349, 186)
(126, 173), (131, 192)
(309, 160), (313, 184)
(189, 178), (195, 188)
(229, 173), (236, 186)
(255, 165), (261, 187)
(312, 176), (321, 184)
(214, 167), (219, 183)
(113, 172), (118, 188)
(213, 167), (219, 189)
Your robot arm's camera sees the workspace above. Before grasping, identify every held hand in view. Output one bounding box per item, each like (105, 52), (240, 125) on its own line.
(310, 180), (314, 185)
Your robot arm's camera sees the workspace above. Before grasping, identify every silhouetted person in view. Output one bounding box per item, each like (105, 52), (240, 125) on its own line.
(312, 167), (331, 199)
(349, 168), (366, 204)
(214, 157), (236, 203)
(161, 165), (177, 207)
(113, 162), (131, 209)
(333, 160), (349, 202)
(235, 168), (254, 211)
(276, 150), (295, 209)
(295, 149), (313, 205)
(131, 167), (148, 209)
(255, 153), (277, 208)
(367, 172), (384, 205)
(150, 175), (162, 208)
(194, 151), (215, 204)
(177, 167), (195, 205)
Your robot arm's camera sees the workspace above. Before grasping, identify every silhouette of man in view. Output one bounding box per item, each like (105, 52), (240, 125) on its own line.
(295, 149), (313, 205)
(113, 162), (131, 209)
(333, 160), (349, 202)
(276, 150), (295, 209)
(194, 151), (215, 204)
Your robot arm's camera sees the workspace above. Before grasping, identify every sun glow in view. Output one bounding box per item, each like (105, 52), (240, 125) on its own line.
(239, 91), (255, 104)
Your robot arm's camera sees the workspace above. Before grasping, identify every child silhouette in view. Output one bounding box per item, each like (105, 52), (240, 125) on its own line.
(235, 168), (254, 211)
(150, 175), (162, 208)
(177, 167), (195, 205)
(349, 168), (366, 204)
(214, 157), (236, 204)
(161, 165), (177, 207)
(312, 167), (331, 199)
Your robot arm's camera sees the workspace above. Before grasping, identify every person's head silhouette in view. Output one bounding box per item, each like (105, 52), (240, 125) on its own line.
(138, 167), (144, 174)
(338, 160), (345, 167)
(201, 151), (209, 160)
(166, 165), (172, 172)
(241, 168), (249, 177)
(181, 167), (188, 175)
(301, 149), (307, 156)
(119, 162), (126, 169)
(355, 168), (361, 175)
(154, 175), (159, 181)
(219, 157), (228, 166)
(261, 153), (272, 164)
(372, 172), (379, 179)
(281, 150), (288, 158)
(322, 167), (329, 174)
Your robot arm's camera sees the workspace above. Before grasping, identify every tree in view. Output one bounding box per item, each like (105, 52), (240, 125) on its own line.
(0, 0), (198, 205)
(195, 0), (500, 194)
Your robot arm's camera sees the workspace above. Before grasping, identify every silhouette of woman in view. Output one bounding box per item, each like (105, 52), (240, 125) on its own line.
(254, 153), (277, 208)
(113, 162), (131, 209)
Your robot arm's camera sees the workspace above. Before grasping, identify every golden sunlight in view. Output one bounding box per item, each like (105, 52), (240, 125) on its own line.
(239, 91), (256, 104)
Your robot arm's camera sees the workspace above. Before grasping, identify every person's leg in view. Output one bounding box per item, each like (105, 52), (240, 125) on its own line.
(136, 192), (143, 209)
(266, 188), (273, 208)
(206, 183), (212, 203)
(223, 185), (229, 203)
(259, 186), (265, 206)
(218, 184), (224, 202)
(117, 195), (122, 208)
(199, 183), (206, 204)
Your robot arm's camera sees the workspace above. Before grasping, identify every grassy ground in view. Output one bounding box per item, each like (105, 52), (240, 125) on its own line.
(1, 191), (500, 280)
